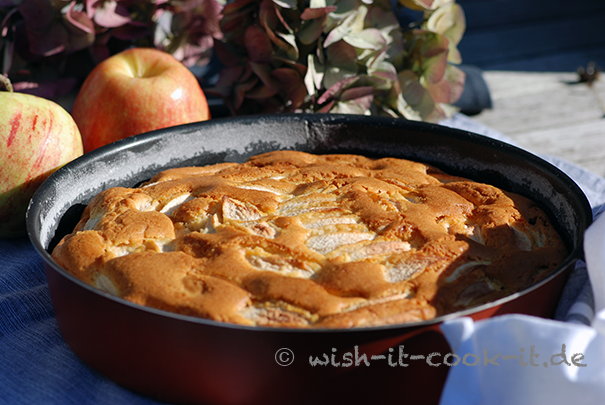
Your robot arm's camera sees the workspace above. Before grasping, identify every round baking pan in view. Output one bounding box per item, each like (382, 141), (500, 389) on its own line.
(27, 114), (591, 405)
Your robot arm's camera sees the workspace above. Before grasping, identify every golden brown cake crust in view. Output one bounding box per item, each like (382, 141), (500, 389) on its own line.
(51, 150), (568, 328)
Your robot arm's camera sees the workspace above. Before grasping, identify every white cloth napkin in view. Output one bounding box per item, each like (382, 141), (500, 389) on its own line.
(436, 114), (605, 404)
(439, 210), (605, 405)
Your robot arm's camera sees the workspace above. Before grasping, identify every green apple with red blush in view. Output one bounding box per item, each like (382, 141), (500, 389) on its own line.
(0, 76), (83, 238)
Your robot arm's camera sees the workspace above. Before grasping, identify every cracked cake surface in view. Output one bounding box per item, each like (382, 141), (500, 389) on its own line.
(51, 150), (568, 328)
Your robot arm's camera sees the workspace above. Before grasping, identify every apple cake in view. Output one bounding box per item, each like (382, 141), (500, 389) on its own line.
(51, 150), (568, 328)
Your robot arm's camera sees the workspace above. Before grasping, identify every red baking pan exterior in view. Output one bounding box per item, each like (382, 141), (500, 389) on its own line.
(27, 114), (592, 405)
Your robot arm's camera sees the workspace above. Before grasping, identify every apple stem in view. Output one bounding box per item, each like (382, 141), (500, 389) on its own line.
(0, 75), (13, 93)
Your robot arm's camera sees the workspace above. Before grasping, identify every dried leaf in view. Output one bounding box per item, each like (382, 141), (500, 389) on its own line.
(276, 31), (298, 60)
(317, 98), (335, 113)
(273, 0), (296, 9)
(427, 2), (465, 45)
(272, 0), (294, 34)
(343, 28), (385, 50)
(399, 69), (437, 120)
(245, 25), (273, 63)
(367, 3), (400, 34)
(331, 96), (373, 114)
(213, 65), (245, 96)
(304, 53), (318, 96)
(272, 58), (307, 77)
(259, 0), (279, 30)
(65, 3), (94, 34)
(340, 86), (374, 101)
(323, 66), (357, 90)
(310, 0), (328, 7)
(60, 4), (95, 53)
(246, 83), (279, 99)
(260, 0), (297, 55)
(234, 75), (258, 109)
(427, 2), (465, 64)
(300, 6), (337, 20)
(298, 18), (325, 45)
(26, 20), (68, 56)
(425, 63), (465, 104)
(222, 0), (259, 16)
(18, 0), (56, 31)
(213, 38), (244, 67)
(0, 0), (22, 6)
(214, 0), (465, 120)
(112, 24), (153, 41)
(368, 61), (398, 87)
(326, 40), (358, 71)
(271, 67), (307, 109)
(250, 61), (281, 93)
(323, 11), (356, 47)
(93, 0), (131, 28)
(12, 77), (77, 99)
(317, 75), (358, 104)
(396, 92), (422, 120)
(398, 0), (453, 12)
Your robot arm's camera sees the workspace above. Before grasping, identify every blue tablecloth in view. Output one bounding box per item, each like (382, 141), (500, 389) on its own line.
(2, 114), (603, 405)
(0, 237), (167, 405)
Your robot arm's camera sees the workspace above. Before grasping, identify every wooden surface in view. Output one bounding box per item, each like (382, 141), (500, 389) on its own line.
(471, 70), (605, 177)
(456, 0), (605, 178)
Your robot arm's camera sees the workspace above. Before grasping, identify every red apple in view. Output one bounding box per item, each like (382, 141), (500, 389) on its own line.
(0, 77), (83, 238)
(71, 47), (211, 153)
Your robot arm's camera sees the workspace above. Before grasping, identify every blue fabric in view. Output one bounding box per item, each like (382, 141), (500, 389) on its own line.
(0, 237), (166, 405)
